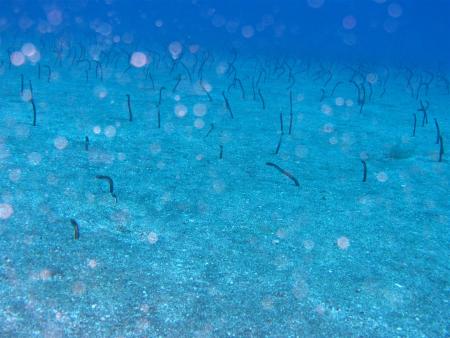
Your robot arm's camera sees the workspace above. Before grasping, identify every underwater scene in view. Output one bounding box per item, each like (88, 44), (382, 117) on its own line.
(0, 0), (449, 337)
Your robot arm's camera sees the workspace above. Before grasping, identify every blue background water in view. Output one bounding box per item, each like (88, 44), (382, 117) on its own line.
(2, 0), (450, 62)
(0, 0), (449, 337)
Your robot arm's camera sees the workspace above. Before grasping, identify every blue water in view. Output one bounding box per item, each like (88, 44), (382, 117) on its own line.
(0, 0), (449, 337)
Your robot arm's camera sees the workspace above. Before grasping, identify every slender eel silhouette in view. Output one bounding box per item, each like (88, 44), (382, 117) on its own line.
(266, 162), (299, 187)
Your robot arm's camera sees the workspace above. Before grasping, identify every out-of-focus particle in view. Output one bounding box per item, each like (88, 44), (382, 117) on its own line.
(0, 203), (13, 219)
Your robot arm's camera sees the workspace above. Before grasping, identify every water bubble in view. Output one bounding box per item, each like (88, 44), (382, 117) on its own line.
(47, 9), (63, 26)
(303, 239), (315, 250)
(0, 203), (13, 219)
(388, 3), (403, 18)
(321, 104), (333, 115)
(194, 118), (205, 129)
(261, 297), (274, 310)
(98, 23), (112, 36)
(366, 73), (378, 84)
(72, 281), (86, 296)
(384, 18), (399, 33)
(93, 126), (101, 134)
(147, 232), (158, 244)
(315, 304), (326, 315)
(295, 145), (309, 158)
(276, 228), (287, 239)
(323, 123), (334, 133)
(149, 143), (161, 155)
(47, 174), (58, 186)
(38, 269), (53, 281)
(140, 304), (150, 313)
(94, 86), (108, 99)
(164, 122), (175, 135)
(21, 89), (33, 101)
(343, 32), (357, 46)
(241, 25), (255, 38)
(9, 169), (21, 182)
(307, 0), (325, 9)
(104, 125), (116, 138)
(21, 43), (37, 57)
(174, 104), (188, 118)
(292, 279), (309, 299)
(130, 52), (148, 68)
(360, 151), (369, 160)
(122, 33), (134, 44)
(168, 41), (183, 59)
(193, 103), (207, 117)
(337, 236), (350, 249)
(189, 44), (200, 54)
(54, 136), (68, 150)
(216, 63), (228, 75)
(342, 15), (357, 30)
(212, 15), (226, 28)
(200, 81), (212, 92)
(161, 192), (172, 203)
(10, 51), (25, 66)
(37, 21), (51, 34)
(28, 152), (42, 165)
(335, 97), (345, 106)
(15, 125), (30, 139)
(213, 179), (225, 193)
(28, 50), (41, 63)
(376, 171), (389, 182)
(19, 16), (34, 30)
(225, 20), (240, 33)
